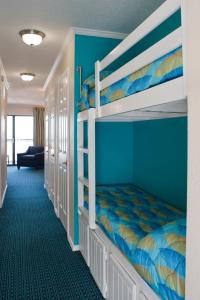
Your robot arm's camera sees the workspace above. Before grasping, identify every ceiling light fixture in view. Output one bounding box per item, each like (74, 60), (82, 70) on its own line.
(19, 29), (45, 46)
(20, 73), (35, 81)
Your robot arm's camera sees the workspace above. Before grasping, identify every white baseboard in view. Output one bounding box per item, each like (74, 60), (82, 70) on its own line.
(54, 206), (59, 218)
(68, 233), (80, 252)
(48, 192), (53, 202)
(0, 184), (7, 208)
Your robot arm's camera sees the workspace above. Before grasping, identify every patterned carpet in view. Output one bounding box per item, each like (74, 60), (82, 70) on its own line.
(0, 167), (103, 300)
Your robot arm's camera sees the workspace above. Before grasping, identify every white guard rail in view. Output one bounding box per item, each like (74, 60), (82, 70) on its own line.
(95, 0), (183, 112)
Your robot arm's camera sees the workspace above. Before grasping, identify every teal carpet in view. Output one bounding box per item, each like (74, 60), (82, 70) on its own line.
(0, 167), (103, 300)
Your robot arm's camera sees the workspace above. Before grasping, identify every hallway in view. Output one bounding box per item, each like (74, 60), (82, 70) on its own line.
(0, 167), (103, 300)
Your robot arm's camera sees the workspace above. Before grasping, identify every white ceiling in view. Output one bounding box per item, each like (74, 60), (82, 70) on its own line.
(0, 0), (163, 106)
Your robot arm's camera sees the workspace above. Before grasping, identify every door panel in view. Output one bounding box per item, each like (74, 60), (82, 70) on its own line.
(57, 72), (69, 231)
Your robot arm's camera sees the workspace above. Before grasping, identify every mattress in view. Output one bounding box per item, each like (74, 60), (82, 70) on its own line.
(78, 47), (183, 112)
(84, 184), (185, 300)
(134, 218), (186, 300)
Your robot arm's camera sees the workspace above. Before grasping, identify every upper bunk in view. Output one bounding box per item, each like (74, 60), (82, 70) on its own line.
(77, 0), (186, 123)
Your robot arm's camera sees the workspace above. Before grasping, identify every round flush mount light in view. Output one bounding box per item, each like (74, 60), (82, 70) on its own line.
(20, 73), (35, 81)
(19, 29), (45, 46)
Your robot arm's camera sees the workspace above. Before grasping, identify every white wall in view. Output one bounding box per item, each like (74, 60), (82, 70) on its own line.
(0, 59), (8, 207)
(7, 104), (44, 116)
(7, 104), (33, 116)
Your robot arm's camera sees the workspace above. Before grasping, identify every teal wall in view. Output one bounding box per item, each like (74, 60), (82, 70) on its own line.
(84, 117), (187, 211)
(132, 117), (187, 211)
(96, 123), (134, 184)
(75, 35), (121, 82)
(84, 122), (134, 184)
(74, 35), (122, 244)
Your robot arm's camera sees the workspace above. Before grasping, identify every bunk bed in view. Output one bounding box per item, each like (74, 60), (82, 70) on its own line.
(77, 0), (186, 299)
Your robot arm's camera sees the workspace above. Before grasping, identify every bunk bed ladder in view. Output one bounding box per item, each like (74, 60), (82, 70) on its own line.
(78, 108), (96, 230)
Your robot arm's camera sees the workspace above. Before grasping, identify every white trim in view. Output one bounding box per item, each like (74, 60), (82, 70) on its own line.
(95, 61), (101, 114)
(184, 0), (200, 298)
(78, 121), (84, 208)
(96, 112), (186, 123)
(0, 58), (9, 89)
(78, 110), (96, 230)
(48, 191), (52, 201)
(78, 206), (89, 221)
(78, 176), (89, 187)
(43, 29), (74, 91)
(88, 108), (96, 230)
(78, 110), (89, 122)
(98, 77), (185, 119)
(78, 147), (88, 154)
(79, 212), (90, 265)
(72, 27), (127, 40)
(68, 233), (80, 252)
(54, 206), (59, 218)
(0, 184), (7, 208)
(89, 229), (107, 297)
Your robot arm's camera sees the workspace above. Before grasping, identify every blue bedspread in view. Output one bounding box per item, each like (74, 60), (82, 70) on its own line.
(84, 184), (186, 299)
(134, 219), (186, 300)
(78, 47), (183, 112)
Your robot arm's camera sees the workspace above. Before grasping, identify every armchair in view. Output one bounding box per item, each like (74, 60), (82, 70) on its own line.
(17, 146), (44, 170)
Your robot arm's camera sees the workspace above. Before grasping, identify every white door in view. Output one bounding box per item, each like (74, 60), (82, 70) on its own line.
(57, 71), (69, 232)
(44, 103), (49, 191)
(49, 91), (56, 204)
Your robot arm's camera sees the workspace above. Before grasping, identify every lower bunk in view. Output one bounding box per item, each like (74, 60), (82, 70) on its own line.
(79, 184), (186, 300)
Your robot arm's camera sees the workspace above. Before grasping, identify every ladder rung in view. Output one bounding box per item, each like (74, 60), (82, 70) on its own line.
(77, 118), (84, 122)
(78, 176), (89, 187)
(78, 147), (88, 154)
(77, 111), (89, 122)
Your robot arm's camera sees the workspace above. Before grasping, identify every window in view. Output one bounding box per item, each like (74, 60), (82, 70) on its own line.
(7, 116), (34, 165)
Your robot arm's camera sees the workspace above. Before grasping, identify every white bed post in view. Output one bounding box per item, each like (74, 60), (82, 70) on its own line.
(88, 108), (96, 230)
(78, 121), (84, 208)
(184, 0), (200, 299)
(95, 61), (101, 115)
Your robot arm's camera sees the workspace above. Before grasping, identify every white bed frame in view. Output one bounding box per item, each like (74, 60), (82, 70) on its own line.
(77, 0), (187, 299)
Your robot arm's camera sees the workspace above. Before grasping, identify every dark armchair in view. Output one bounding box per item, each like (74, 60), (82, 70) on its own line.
(17, 146), (44, 170)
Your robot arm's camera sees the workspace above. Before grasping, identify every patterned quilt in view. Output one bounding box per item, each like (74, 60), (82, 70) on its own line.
(134, 219), (186, 300)
(78, 47), (183, 112)
(84, 184), (185, 299)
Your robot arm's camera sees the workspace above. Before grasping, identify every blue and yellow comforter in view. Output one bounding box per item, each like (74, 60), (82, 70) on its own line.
(84, 184), (186, 299)
(134, 218), (186, 300)
(78, 47), (183, 112)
